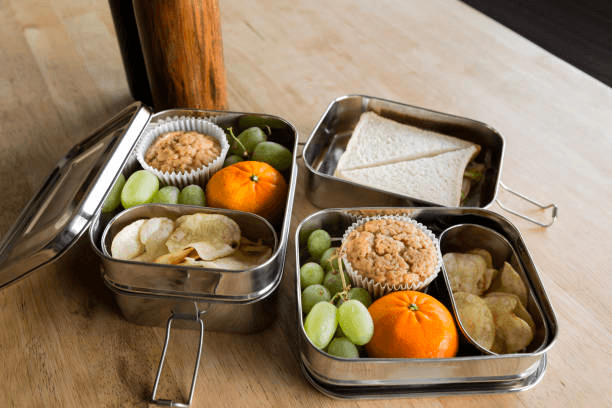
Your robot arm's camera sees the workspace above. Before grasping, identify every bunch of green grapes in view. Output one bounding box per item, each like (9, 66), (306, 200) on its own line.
(102, 170), (206, 213)
(299, 228), (374, 358)
(223, 127), (292, 172)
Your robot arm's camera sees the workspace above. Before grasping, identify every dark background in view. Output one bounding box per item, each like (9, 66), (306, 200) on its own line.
(461, 0), (612, 88)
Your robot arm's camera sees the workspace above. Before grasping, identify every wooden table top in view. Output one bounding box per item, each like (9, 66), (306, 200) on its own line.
(1, 0), (611, 406)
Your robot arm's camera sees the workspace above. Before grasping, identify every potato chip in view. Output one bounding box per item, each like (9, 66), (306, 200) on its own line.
(133, 217), (175, 262)
(443, 252), (496, 295)
(484, 293), (534, 353)
(111, 219), (147, 260)
(166, 213), (241, 260)
(154, 247), (197, 265)
(181, 247), (272, 270)
(453, 291), (495, 350)
(468, 248), (493, 268)
(488, 261), (528, 306)
(486, 292), (535, 333)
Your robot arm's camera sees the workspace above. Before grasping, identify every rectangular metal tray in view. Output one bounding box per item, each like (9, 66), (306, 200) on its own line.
(303, 94), (504, 209)
(89, 108), (299, 330)
(294, 207), (558, 398)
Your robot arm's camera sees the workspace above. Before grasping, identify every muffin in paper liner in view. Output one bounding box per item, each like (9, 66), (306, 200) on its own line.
(136, 116), (229, 189)
(340, 215), (442, 299)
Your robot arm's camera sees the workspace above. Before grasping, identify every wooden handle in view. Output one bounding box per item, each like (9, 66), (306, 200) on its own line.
(133, 0), (228, 111)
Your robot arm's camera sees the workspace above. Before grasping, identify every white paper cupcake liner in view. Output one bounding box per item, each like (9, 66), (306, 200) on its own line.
(340, 215), (443, 299)
(136, 116), (229, 189)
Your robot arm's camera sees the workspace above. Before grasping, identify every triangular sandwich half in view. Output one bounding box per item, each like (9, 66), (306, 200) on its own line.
(338, 145), (480, 206)
(335, 111), (477, 177)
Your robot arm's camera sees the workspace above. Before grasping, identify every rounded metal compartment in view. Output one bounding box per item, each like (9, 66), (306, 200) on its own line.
(439, 223), (549, 355)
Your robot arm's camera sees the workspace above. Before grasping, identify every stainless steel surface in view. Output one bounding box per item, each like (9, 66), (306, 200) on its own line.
(439, 223), (549, 355)
(294, 207), (558, 396)
(97, 204), (278, 301)
(107, 280), (280, 332)
(0, 102), (151, 288)
(151, 310), (204, 408)
(299, 356), (547, 399)
(303, 95), (504, 209)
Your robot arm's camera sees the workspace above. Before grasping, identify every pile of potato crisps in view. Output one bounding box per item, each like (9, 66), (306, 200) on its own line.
(110, 213), (272, 270)
(443, 249), (535, 354)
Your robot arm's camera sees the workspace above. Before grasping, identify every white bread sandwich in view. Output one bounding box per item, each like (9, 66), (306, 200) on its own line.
(333, 111), (482, 206)
(338, 145), (480, 206)
(335, 111), (477, 176)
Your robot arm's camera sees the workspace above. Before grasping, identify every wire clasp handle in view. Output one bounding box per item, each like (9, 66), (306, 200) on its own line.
(150, 311), (205, 407)
(496, 181), (558, 228)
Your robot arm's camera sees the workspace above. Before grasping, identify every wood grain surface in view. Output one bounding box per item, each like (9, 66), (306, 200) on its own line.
(132, 0), (227, 110)
(0, 0), (611, 407)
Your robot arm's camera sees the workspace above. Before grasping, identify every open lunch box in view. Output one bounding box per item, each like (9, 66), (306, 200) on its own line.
(0, 94), (559, 403)
(0, 102), (298, 407)
(295, 95), (559, 398)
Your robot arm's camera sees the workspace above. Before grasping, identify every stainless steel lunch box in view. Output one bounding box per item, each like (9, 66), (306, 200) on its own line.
(0, 102), (298, 407)
(294, 207), (558, 398)
(303, 95), (557, 227)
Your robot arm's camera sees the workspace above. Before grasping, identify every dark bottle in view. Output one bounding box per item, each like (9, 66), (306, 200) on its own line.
(108, 0), (154, 107)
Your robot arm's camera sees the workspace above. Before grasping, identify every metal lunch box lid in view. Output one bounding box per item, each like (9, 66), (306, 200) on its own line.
(0, 102), (152, 289)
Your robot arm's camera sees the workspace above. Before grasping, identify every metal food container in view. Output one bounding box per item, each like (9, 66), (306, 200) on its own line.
(0, 102), (298, 406)
(439, 223), (548, 355)
(294, 207), (558, 398)
(303, 95), (557, 227)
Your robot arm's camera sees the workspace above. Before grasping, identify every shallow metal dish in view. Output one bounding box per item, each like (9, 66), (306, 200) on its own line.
(294, 207), (558, 398)
(303, 95), (503, 209)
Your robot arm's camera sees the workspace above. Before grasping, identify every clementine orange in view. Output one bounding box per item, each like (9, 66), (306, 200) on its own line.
(205, 160), (287, 221)
(365, 290), (458, 358)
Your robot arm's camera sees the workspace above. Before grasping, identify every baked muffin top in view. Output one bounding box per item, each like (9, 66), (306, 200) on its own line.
(145, 131), (221, 173)
(342, 218), (438, 287)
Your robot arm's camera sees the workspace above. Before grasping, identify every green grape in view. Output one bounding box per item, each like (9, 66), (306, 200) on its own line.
(298, 225), (316, 248)
(301, 284), (331, 315)
(178, 185), (206, 206)
(252, 141), (292, 171)
(320, 247), (346, 272)
(227, 127), (267, 157)
(307, 229), (331, 260)
(300, 262), (325, 288)
(121, 170), (159, 209)
(323, 268), (351, 297)
(101, 173), (126, 213)
(303, 302), (337, 350)
(337, 300), (374, 346)
(223, 154), (243, 168)
(335, 324), (345, 338)
(239, 127), (267, 154)
(336, 287), (372, 308)
(326, 337), (360, 359)
(151, 186), (180, 204)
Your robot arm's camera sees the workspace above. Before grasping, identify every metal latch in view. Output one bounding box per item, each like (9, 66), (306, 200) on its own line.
(150, 309), (205, 407)
(496, 181), (558, 228)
